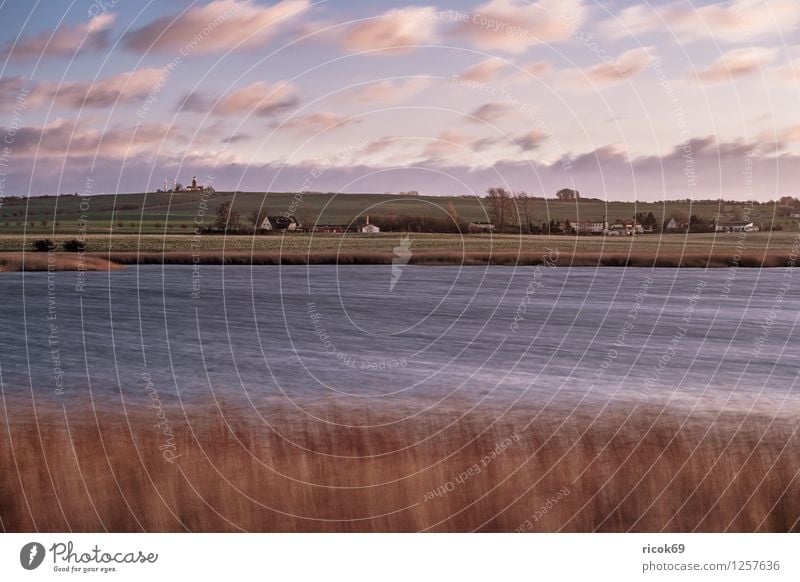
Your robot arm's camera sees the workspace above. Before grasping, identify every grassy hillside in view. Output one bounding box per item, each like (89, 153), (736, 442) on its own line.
(0, 191), (796, 234)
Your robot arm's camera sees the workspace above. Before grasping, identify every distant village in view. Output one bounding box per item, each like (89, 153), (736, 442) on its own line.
(161, 180), (778, 235)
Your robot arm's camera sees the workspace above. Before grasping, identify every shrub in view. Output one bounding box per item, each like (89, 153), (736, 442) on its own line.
(62, 239), (85, 252)
(32, 239), (55, 252)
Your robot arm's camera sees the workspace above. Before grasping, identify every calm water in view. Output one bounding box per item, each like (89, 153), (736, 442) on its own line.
(1, 266), (798, 415)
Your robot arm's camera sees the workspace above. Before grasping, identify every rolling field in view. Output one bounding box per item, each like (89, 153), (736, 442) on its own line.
(1, 192), (798, 269)
(0, 231), (797, 269)
(0, 191), (796, 234)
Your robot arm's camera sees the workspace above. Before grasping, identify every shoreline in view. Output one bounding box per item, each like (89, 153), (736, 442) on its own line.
(0, 252), (121, 272)
(0, 250), (796, 271)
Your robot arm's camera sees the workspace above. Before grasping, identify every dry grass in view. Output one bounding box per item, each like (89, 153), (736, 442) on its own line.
(0, 231), (797, 254)
(0, 252), (122, 272)
(0, 249), (791, 270)
(2, 398), (797, 532)
(1, 231), (798, 269)
(100, 250), (795, 268)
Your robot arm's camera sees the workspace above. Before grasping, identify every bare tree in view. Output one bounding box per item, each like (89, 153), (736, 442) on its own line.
(487, 187), (512, 230)
(215, 200), (240, 231)
(514, 191), (534, 234)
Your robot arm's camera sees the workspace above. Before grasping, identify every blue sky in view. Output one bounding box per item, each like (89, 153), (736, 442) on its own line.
(2, 0), (800, 199)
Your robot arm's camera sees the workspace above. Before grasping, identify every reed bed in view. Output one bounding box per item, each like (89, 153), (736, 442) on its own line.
(0, 252), (121, 272)
(2, 397), (797, 532)
(101, 250), (794, 268)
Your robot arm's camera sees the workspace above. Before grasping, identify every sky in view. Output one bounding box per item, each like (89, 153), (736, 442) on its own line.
(1, 0), (800, 200)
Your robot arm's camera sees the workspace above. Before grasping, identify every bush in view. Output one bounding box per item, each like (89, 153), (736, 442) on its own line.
(32, 239), (55, 252)
(368, 214), (466, 233)
(62, 239), (85, 252)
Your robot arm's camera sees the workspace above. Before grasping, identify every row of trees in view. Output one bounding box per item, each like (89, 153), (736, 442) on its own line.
(486, 187), (538, 233)
(367, 214), (465, 233)
(209, 202), (312, 233)
(483, 187), (748, 234)
(207, 202), (269, 232)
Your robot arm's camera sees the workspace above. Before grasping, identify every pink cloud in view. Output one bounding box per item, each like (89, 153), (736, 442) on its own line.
(124, 0), (309, 54)
(774, 58), (800, 83)
(696, 48), (776, 83)
(421, 128), (547, 160)
(343, 6), (441, 55)
(222, 134), (252, 144)
(6, 130), (798, 201)
(454, 0), (585, 53)
(559, 48), (654, 89)
(465, 102), (517, 124)
(344, 78), (432, 104)
(181, 81), (299, 117)
(36, 68), (166, 108)
(507, 60), (553, 85)
(459, 58), (509, 82)
(2, 14), (115, 61)
(0, 77), (29, 111)
(421, 130), (474, 158)
(3, 118), (185, 158)
(515, 129), (549, 151)
(603, 0), (800, 42)
(282, 112), (359, 134)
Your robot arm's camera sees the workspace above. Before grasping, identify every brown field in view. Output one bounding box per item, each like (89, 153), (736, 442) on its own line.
(0, 229), (798, 270)
(2, 398), (798, 532)
(1, 231), (798, 255)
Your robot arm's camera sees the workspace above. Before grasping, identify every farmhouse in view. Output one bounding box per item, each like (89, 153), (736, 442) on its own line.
(665, 218), (685, 231)
(306, 224), (349, 233)
(605, 219), (643, 236)
(361, 215), (380, 234)
(468, 221), (495, 233)
(715, 221), (757, 233)
(259, 215), (301, 231)
(573, 220), (607, 234)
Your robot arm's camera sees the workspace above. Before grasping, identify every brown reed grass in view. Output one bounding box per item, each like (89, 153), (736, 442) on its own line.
(101, 250), (793, 268)
(2, 398), (797, 532)
(0, 248), (791, 271)
(0, 252), (121, 272)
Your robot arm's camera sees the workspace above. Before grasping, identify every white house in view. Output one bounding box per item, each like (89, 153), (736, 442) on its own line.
(573, 220), (607, 234)
(605, 220), (642, 235)
(361, 215), (380, 234)
(665, 218), (683, 231)
(260, 215), (300, 231)
(715, 221), (757, 233)
(625, 220), (644, 234)
(468, 222), (494, 233)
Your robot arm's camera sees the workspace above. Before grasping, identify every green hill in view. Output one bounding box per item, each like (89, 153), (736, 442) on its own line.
(0, 191), (794, 234)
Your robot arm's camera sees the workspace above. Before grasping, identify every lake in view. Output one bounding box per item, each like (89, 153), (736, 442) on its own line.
(1, 265), (797, 417)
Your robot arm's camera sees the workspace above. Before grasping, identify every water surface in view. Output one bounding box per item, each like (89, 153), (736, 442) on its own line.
(1, 266), (797, 417)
